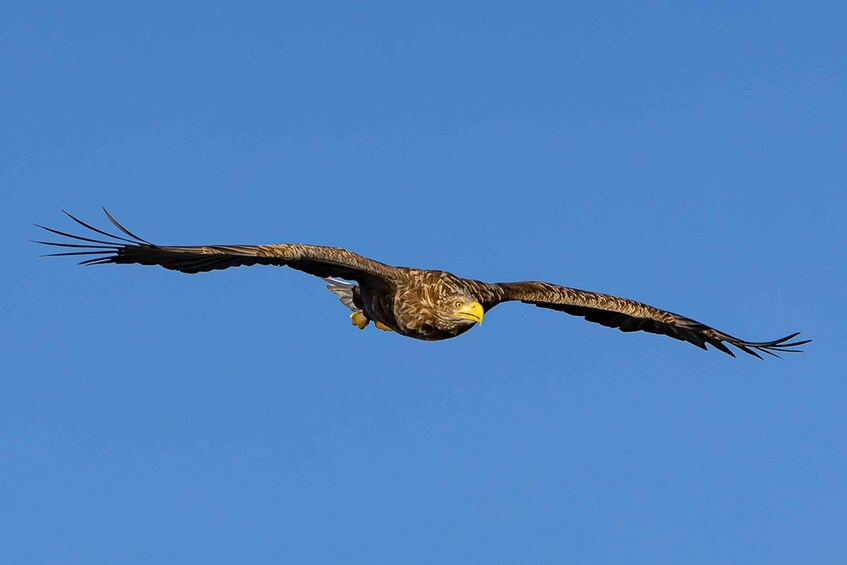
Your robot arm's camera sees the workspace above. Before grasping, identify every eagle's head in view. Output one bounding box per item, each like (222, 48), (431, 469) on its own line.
(418, 291), (484, 339)
(401, 271), (486, 339)
(446, 294), (485, 326)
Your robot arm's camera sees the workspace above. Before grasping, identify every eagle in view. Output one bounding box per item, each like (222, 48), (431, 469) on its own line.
(35, 210), (808, 359)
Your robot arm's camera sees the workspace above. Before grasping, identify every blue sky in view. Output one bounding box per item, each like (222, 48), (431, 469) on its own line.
(2, 2), (845, 563)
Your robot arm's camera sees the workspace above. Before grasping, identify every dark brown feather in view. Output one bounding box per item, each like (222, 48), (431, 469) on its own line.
(484, 281), (809, 358)
(40, 210), (395, 288)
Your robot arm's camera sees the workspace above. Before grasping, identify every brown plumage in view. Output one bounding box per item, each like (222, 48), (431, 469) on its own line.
(35, 210), (809, 358)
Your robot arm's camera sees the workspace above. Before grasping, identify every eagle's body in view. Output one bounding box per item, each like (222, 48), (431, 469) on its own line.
(355, 269), (493, 341)
(36, 210), (809, 358)
(329, 269), (451, 340)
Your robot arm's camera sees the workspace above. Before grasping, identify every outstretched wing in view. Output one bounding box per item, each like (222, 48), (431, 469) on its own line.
(35, 209), (397, 286)
(482, 281), (808, 358)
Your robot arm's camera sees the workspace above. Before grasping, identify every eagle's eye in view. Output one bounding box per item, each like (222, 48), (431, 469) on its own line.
(454, 299), (463, 309)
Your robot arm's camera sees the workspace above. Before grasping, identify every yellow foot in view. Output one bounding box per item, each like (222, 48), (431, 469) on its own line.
(374, 321), (393, 332)
(350, 311), (369, 330)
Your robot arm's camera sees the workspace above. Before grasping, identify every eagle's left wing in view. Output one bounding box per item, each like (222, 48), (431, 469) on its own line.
(479, 281), (808, 358)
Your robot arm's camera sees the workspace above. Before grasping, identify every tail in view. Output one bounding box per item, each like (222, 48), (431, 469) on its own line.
(324, 278), (358, 311)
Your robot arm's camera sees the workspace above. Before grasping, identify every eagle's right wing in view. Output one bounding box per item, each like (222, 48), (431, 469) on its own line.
(36, 209), (397, 287)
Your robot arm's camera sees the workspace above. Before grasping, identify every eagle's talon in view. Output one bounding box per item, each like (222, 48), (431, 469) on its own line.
(374, 321), (393, 332)
(350, 310), (369, 330)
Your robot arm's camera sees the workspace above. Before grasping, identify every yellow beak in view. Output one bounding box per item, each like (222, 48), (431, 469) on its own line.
(455, 301), (485, 325)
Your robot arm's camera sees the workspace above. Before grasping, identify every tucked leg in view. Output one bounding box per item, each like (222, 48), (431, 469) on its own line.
(350, 310), (369, 330)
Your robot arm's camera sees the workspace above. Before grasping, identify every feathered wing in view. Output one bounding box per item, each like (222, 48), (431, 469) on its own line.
(35, 209), (397, 287)
(476, 281), (808, 358)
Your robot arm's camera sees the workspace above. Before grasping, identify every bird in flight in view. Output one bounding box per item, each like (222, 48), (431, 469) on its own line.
(36, 209), (808, 358)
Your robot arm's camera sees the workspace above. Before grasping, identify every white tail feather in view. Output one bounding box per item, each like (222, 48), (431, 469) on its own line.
(323, 278), (358, 311)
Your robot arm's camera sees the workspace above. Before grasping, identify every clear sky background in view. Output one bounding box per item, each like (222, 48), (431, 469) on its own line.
(2, 2), (845, 563)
